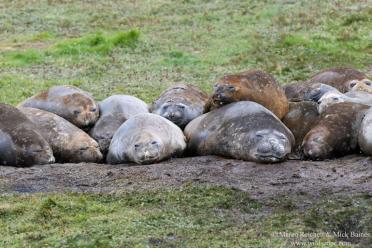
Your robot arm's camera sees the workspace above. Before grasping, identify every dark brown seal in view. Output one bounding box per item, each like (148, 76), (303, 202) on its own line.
(302, 102), (369, 160)
(205, 70), (289, 119)
(185, 101), (295, 163)
(284, 67), (367, 101)
(0, 103), (55, 166)
(282, 101), (319, 158)
(19, 85), (99, 128)
(150, 84), (208, 128)
(20, 107), (102, 163)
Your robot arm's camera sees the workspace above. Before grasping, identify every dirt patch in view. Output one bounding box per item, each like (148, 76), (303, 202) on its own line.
(0, 155), (371, 202)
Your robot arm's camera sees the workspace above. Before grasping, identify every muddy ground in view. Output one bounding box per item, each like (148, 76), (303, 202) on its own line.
(0, 155), (371, 205)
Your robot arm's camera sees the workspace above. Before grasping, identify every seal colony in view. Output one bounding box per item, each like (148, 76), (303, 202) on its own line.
(1, 66), (372, 167)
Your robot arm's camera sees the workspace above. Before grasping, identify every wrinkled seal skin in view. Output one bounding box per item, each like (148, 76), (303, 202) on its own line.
(0, 103), (55, 166)
(349, 79), (372, 94)
(185, 101), (295, 163)
(359, 108), (372, 155)
(19, 85), (99, 128)
(205, 70), (289, 119)
(284, 67), (367, 101)
(90, 95), (149, 154)
(150, 84), (208, 128)
(302, 102), (369, 160)
(20, 107), (102, 163)
(318, 90), (372, 114)
(107, 113), (186, 165)
(282, 101), (319, 158)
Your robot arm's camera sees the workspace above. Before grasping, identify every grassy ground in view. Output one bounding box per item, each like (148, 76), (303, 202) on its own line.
(1, 0), (372, 247)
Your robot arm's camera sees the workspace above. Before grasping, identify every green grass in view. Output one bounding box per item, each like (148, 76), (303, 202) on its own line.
(1, 185), (370, 247)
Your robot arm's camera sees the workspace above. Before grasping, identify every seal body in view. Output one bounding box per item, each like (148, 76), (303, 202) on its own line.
(358, 108), (372, 156)
(303, 83), (340, 102)
(185, 101), (295, 163)
(284, 67), (367, 101)
(19, 85), (99, 128)
(349, 79), (372, 94)
(107, 113), (186, 165)
(151, 84), (208, 128)
(0, 103), (55, 166)
(318, 91), (372, 114)
(20, 107), (102, 163)
(302, 102), (369, 160)
(90, 95), (149, 154)
(282, 101), (319, 157)
(206, 70), (289, 119)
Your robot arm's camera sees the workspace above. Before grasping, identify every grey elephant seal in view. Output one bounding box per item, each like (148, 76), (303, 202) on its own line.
(90, 95), (149, 154)
(0, 103), (55, 166)
(318, 90), (372, 114)
(20, 107), (103, 163)
(282, 101), (319, 158)
(19, 85), (99, 128)
(284, 67), (367, 101)
(303, 83), (340, 102)
(358, 108), (372, 156)
(302, 102), (369, 160)
(205, 70), (289, 119)
(107, 113), (186, 165)
(150, 84), (208, 128)
(185, 101), (295, 163)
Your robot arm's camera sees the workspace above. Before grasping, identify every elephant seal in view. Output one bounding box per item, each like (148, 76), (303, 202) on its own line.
(185, 101), (295, 163)
(318, 90), (372, 114)
(0, 103), (55, 166)
(19, 85), (99, 128)
(107, 113), (186, 165)
(20, 107), (103, 163)
(205, 70), (289, 119)
(349, 79), (372, 94)
(358, 108), (372, 156)
(150, 84), (208, 128)
(284, 67), (367, 101)
(303, 83), (340, 102)
(90, 95), (149, 154)
(302, 102), (369, 160)
(282, 101), (319, 158)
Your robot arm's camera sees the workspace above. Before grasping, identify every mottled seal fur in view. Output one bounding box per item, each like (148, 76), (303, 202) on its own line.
(90, 95), (149, 154)
(302, 102), (369, 160)
(107, 113), (186, 165)
(0, 103), (55, 166)
(185, 101), (295, 163)
(358, 108), (372, 156)
(206, 70), (289, 119)
(19, 85), (99, 128)
(284, 67), (367, 101)
(20, 107), (103, 163)
(282, 101), (319, 158)
(150, 84), (208, 128)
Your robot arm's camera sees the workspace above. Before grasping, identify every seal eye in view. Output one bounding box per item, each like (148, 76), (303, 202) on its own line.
(74, 110), (81, 115)
(134, 144), (140, 148)
(256, 134), (264, 139)
(151, 141), (158, 145)
(227, 85), (235, 92)
(350, 82), (357, 88)
(178, 105), (185, 109)
(365, 81), (372, 86)
(91, 108), (97, 112)
(332, 97), (339, 101)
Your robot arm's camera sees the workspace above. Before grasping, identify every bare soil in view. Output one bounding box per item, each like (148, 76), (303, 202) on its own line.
(0, 155), (371, 204)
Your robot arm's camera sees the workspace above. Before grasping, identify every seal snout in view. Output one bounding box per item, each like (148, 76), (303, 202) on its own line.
(133, 140), (162, 164)
(253, 133), (289, 163)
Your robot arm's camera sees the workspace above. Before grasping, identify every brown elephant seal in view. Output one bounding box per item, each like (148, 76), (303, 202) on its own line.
(284, 67), (367, 101)
(19, 85), (99, 128)
(302, 102), (369, 160)
(90, 95), (149, 154)
(150, 84), (208, 128)
(107, 113), (186, 165)
(358, 108), (372, 155)
(19, 107), (103, 163)
(205, 70), (289, 119)
(0, 103), (55, 166)
(349, 79), (372, 94)
(185, 101), (295, 163)
(282, 101), (319, 158)
(318, 90), (372, 114)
